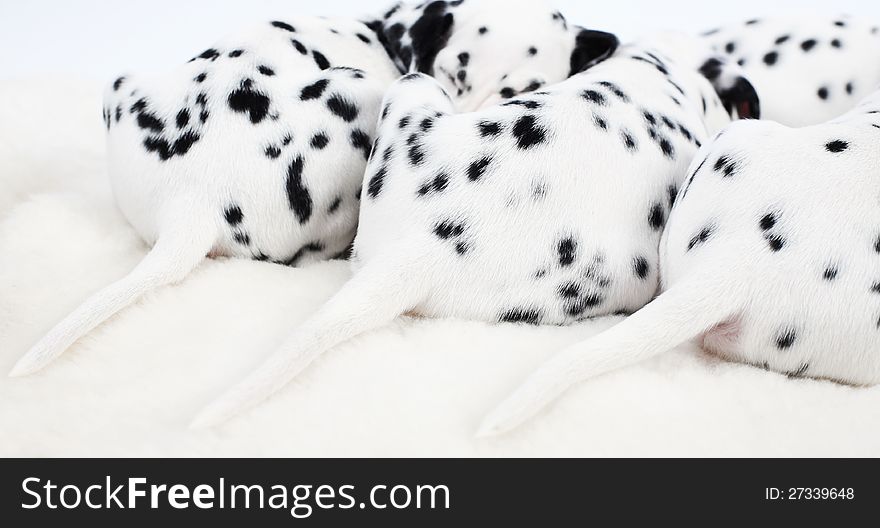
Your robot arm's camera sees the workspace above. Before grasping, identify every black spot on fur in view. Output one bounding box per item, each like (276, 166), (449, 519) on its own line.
(327, 196), (342, 214)
(687, 225), (713, 251)
(271, 21), (296, 32)
(500, 308), (541, 325)
(143, 136), (172, 160)
(172, 131), (199, 157)
(195, 48), (220, 61)
(658, 137), (674, 159)
(265, 145), (281, 159)
(417, 172), (449, 196)
(310, 132), (329, 149)
(312, 50), (330, 70)
(291, 39), (307, 54)
(512, 115), (546, 149)
(801, 39), (817, 52)
(648, 203), (665, 230)
(598, 81), (629, 102)
(823, 266), (838, 281)
(698, 58), (722, 81)
(766, 234), (785, 252)
(175, 109), (190, 129)
(763, 51), (779, 66)
(581, 89), (606, 105)
(434, 220), (464, 239)
(408, 142), (424, 166)
(775, 328), (797, 349)
(299, 79), (330, 101)
(502, 100), (542, 110)
(760, 213), (777, 231)
(621, 130), (637, 152)
(367, 165), (387, 199)
(633, 256), (650, 279)
(478, 121), (501, 137)
(285, 156), (312, 223)
(467, 156), (492, 181)
(136, 111), (164, 133)
(558, 237), (576, 267)
(228, 80), (270, 124)
(714, 155), (738, 177)
(825, 140), (848, 152)
(326, 95), (358, 122)
(350, 129), (372, 160)
(257, 65), (275, 76)
(224, 205), (243, 226)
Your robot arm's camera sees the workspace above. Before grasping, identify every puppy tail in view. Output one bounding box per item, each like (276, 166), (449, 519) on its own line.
(477, 277), (741, 437)
(190, 252), (425, 429)
(9, 223), (215, 377)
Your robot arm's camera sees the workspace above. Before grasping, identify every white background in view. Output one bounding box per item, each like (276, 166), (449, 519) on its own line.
(1, 0), (879, 81)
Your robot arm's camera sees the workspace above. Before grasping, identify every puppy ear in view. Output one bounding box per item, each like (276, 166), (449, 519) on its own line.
(408, 1), (455, 73)
(361, 19), (403, 73)
(569, 28), (619, 76)
(698, 57), (761, 119)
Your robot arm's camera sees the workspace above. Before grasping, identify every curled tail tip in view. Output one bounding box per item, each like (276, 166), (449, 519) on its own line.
(476, 392), (542, 439)
(8, 360), (34, 378)
(8, 347), (55, 377)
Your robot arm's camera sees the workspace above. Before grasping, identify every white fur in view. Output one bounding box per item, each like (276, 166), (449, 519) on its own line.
(1, 169), (879, 457)
(481, 89), (880, 435)
(196, 43), (738, 425)
(700, 15), (880, 126)
(9, 16), (400, 376)
(371, 0), (616, 111)
(2, 83), (880, 456)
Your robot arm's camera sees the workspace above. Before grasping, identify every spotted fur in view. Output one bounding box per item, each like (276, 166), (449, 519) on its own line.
(481, 90), (880, 436)
(13, 16), (400, 377)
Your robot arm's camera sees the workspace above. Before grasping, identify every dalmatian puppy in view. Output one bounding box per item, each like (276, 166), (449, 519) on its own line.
(9, 17), (400, 377)
(700, 16), (880, 126)
(479, 88), (880, 436)
(366, 0), (620, 111)
(191, 39), (760, 427)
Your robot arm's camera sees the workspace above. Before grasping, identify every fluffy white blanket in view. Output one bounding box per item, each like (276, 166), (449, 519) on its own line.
(1, 80), (878, 457)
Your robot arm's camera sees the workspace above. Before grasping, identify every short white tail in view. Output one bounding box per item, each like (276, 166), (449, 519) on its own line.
(190, 252), (426, 428)
(9, 224), (214, 377)
(477, 277), (742, 437)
